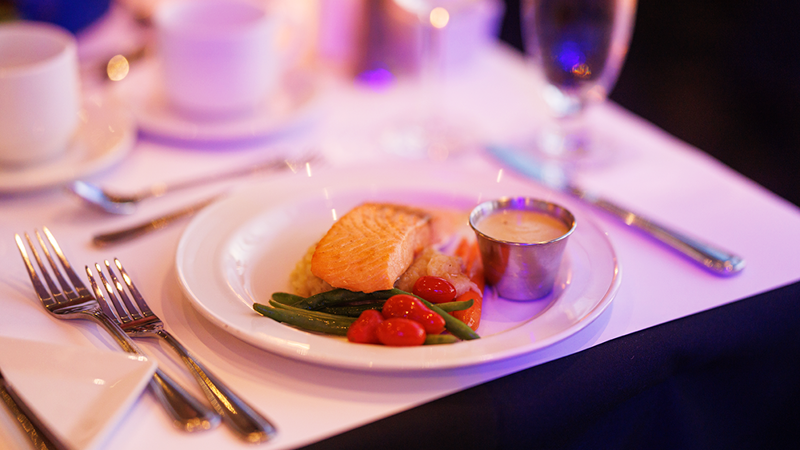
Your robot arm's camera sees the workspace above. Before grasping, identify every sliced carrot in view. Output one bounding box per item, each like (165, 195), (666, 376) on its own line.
(454, 237), (471, 261)
(470, 263), (485, 293)
(452, 289), (482, 331)
(450, 239), (484, 331)
(454, 237), (480, 273)
(467, 241), (483, 278)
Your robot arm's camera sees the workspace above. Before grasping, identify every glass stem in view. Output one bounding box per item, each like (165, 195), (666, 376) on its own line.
(540, 110), (590, 159)
(418, 18), (443, 121)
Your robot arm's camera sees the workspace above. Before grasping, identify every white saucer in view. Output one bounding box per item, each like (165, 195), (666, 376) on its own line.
(0, 94), (135, 193)
(0, 336), (156, 450)
(117, 61), (324, 145)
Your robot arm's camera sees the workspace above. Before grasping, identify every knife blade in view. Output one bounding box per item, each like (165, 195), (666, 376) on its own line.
(487, 144), (745, 276)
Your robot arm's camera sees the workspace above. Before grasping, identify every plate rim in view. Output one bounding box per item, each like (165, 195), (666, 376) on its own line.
(0, 94), (135, 192)
(119, 61), (324, 144)
(176, 164), (621, 371)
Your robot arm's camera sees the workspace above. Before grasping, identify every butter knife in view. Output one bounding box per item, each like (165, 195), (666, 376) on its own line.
(1, 366), (70, 450)
(487, 145), (745, 276)
(92, 195), (220, 247)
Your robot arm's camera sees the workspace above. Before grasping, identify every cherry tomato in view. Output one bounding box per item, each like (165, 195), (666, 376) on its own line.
(346, 310), (384, 344)
(412, 276), (457, 303)
(376, 318), (426, 346)
(382, 294), (445, 335)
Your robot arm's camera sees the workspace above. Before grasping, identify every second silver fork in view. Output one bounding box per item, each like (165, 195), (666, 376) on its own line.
(15, 228), (220, 433)
(89, 259), (277, 443)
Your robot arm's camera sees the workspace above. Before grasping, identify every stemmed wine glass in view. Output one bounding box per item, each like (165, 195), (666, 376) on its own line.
(522, 0), (637, 166)
(382, 0), (480, 159)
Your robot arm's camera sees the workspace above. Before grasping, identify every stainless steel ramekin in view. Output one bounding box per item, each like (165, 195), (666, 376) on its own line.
(469, 197), (576, 300)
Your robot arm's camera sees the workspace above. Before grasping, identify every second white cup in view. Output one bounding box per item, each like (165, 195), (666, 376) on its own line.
(155, 0), (286, 118)
(0, 22), (80, 166)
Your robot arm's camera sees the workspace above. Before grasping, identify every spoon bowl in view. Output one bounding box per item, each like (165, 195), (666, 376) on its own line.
(69, 181), (138, 215)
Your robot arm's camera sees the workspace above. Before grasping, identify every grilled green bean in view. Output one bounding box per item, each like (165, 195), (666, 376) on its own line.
(264, 288), (480, 340)
(415, 296), (480, 341)
(270, 292), (305, 305)
(294, 288), (399, 310)
(268, 300), (357, 322)
(318, 302), (387, 317)
(253, 303), (353, 335)
(423, 335), (459, 345)
(436, 299), (474, 313)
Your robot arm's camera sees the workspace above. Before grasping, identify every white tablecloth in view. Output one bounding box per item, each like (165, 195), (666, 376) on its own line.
(2, 43), (800, 449)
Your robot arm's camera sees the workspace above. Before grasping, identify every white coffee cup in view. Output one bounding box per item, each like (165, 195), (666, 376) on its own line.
(0, 22), (80, 166)
(154, 0), (288, 118)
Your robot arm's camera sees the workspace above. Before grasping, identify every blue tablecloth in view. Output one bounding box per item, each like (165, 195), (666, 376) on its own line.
(303, 280), (800, 449)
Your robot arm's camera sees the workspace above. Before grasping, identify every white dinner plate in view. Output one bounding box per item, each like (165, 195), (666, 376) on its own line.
(0, 336), (156, 450)
(0, 94), (135, 193)
(116, 61), (324, 145)
(176, 163), (621, 371)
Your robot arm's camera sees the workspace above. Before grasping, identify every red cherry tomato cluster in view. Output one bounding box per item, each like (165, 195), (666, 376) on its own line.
(346, 291), (448, 346)
(412, 276), (457, 303)
(381, 294), (445, 334)
(375, 318), (426, 346)
(346, 310), (384, 344)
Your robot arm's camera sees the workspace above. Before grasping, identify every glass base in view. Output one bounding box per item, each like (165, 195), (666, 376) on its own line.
(380, 116), (479, 161)
(526, 120), (618, 170)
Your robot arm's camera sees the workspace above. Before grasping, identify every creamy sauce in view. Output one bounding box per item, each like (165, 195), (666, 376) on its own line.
(477, 209), (569, 243)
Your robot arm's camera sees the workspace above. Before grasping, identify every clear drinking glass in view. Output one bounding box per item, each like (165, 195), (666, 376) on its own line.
(382, 0), (480, 159)
(522, 0), (637, 166)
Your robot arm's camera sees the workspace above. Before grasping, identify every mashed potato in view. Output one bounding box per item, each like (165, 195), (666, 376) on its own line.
(289, 243), (333, 297)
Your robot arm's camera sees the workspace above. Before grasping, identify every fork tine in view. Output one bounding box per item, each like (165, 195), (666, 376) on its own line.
(29, 232), (72, 304)
(109, 257), (275, 441)
(42, 226), (93, 299)
(84, 265), (119, 321)
(104, 260), (144, 321)
(114, 258), (154, 317)
(14, 234), (56, 306)
(32, 230), (77, 301)
(91, 263), (132, 324)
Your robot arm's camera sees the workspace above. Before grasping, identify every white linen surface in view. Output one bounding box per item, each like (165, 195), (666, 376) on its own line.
(1, 45), (799, 449)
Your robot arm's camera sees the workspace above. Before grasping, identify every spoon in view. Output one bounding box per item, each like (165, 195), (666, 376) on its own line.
(69, 154), (316, 215)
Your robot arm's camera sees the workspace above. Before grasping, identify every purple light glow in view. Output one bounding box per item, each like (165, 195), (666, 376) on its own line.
(556, 41), (584, 72)
(356, 67), (395, 90)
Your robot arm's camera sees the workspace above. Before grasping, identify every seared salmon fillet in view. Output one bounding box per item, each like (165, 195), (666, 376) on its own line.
(311, 203), (432, 293)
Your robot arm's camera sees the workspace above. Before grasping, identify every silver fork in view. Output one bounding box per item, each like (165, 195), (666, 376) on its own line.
(14, 227), (220, 432)
(90, 258), (277, 443)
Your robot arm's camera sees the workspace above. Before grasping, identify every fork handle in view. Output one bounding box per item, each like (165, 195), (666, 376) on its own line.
(91, 312), (221, 432)
(157, 329), (277, 442)
(149, 369), (220, 433)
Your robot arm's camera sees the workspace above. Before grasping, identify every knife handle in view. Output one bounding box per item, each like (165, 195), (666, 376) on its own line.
(1, 378), (70, 450)
(486, 144), (745, 276)
(586, 194), (745, 276)
(92, 196), (218, 247)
